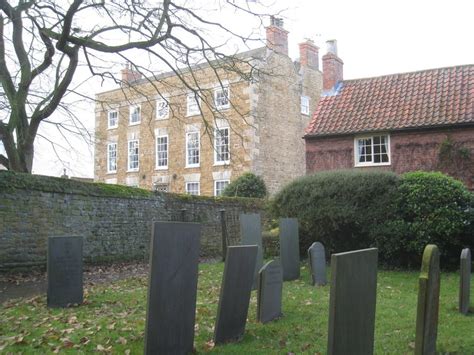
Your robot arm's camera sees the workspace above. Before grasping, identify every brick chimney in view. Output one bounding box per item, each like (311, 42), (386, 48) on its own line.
(121, 64), (143, 85)
(299, 39), (319, 70)
(266, 16), (289, 56)
(322, 40), (344, 91)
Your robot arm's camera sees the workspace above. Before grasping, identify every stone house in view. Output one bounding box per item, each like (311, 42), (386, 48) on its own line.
(94, 19), (322, 195)
(304, 46), (474, 189)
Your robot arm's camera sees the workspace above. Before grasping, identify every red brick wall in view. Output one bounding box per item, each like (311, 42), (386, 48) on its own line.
(305, 127), (474, 189)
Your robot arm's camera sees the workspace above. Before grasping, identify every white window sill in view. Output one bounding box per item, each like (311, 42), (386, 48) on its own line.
(107, 126), (118, 130)
(155, 166), (168, 171)
(301, 112), (310, 116)
(156, 117), (169, 121)
(127, 169), (139, 173)
(185, 165), (200, 169)
(106, 171), (117, 175)
(186, 112), (200, 117)
(214, 161), (230, 166)
(215, 105), (230, 111)
(129, 121), (141, 126)
(354, 162), (391, 167)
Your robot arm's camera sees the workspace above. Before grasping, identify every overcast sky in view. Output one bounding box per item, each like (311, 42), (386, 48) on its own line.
(30, 0), (473, 178)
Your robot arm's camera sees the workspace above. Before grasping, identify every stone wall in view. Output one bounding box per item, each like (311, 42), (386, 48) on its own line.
(0, 172), (264, 269)
(305, 126), (474, 190)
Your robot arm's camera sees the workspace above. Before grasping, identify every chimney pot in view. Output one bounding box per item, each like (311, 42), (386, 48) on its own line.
(322, 40), (344, 92)
(326, 39), (338, 55)
(121, 65), (143, 85)
(266, 16), (289, 56)
(299, 40), (319, 70)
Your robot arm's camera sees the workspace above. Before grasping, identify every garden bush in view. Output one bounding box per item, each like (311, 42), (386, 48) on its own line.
(222, 172), (267, 198)
(271, 170), (473, 269)
(375, 171), (473, 268)
(271, 170), (400, 256)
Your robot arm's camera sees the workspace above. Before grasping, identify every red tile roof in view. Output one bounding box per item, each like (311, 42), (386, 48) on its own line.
(305, 65), (474, 137)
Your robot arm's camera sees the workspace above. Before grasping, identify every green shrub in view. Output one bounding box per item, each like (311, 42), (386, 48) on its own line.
(375, 171), (473, 268)
(271, 170), (399, 255)
(222, 172), (267, 198)
(271, 169), (473, 269)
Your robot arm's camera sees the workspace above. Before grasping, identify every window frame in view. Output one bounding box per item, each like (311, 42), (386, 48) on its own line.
(156, 97), (169, 120)
(129, 104), (141, 125)
(214, 85), (230, 110)
(185, 131), (200, 168)
(127, 139), (140, 172)
(185, 182), (200, 196)
(300, 96), (310, 115)
(106, 143), (117, 173)
(155, 134), (169, 170)
(214, 126), (230, 165)
(107, 110), (118, 129)
(186, 93), (201, 117)
(354, 134), (391, 167)
(214, 179), (230, 196)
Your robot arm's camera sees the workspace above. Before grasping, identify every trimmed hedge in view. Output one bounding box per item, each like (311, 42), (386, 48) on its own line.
(271, 170), (473, 269)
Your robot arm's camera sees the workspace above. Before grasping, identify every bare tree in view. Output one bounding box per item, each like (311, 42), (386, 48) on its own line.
(0, 0), (274, 172)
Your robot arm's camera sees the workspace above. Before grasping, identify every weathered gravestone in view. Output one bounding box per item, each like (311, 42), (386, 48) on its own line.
(279, 218), (300, 281)
(308, 242), (327, 286)
(459, 248), (471, 315)
(144, 222), (201, 355)
(47, 236), (83, 308)
(240, 213), (263, 289)
(214, 245), (258, 345)
(327, 248), (378, 355)
(415, 244), (440, 355)
(257, 260), (283, 323)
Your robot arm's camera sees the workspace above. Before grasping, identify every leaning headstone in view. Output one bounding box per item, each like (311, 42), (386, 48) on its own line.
(414, 244), (440, 355)
(459, 248), (471, 315)
(144, 222), (201, 355)
(214, 245), (258, 345)
(279, 218), (300, 281)
(327, 248), (378, 355)
(240, 213), (263, 289)
(47, 236), (83, 308)
(308, 242), (327, 286)
(257, 260), (283, 323)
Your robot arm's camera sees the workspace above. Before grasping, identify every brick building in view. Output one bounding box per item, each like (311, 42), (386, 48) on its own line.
(304, 47), (474, 189)
(94, 19), (322, 195)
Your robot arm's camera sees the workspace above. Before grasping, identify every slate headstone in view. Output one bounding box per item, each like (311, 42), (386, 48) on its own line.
(47, 236), (83, 308)
(214, 245), (258, 345)
(144, 222), (201, 355)
(308, 242), (327, 286)
(257, 260), (283, 323)
(414, 244), (440, 355)
(279, 218), (300, 281)
(327, 248), (378, 355)
(240, 213), (263, 289)
(459, 248), (471, 315)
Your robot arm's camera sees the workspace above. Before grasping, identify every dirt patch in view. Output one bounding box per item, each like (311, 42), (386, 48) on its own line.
(0, 262), (149, 304)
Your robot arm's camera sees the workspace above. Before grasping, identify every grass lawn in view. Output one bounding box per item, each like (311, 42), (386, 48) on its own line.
(1, 262), (473, 353)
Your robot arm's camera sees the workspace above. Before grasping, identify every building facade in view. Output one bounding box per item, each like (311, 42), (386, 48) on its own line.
(304, 51), (474, 189)
(94, 20), (322, 195)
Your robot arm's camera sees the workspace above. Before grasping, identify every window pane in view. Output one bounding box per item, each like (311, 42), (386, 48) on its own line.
(128, 140), (139, 170)
(156, 99), (169, 119)
(107, 143), (117, 172)
(186, 182), (199, 195)
(130, 106), (141, 123)
(156, 136), (168, 168)
(215, 180), (229, 196)
(187, 132), (200, 166)
(215, 87), (229, 109)
(215, 128), (230, 163)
